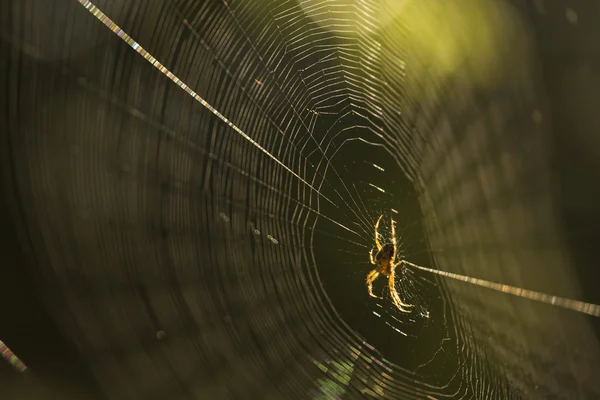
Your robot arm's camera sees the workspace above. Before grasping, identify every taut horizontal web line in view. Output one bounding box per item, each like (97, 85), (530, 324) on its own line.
(404, 260), (600, 317)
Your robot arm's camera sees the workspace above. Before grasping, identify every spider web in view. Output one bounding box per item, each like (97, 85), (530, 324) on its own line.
(2, 0), (600, 399)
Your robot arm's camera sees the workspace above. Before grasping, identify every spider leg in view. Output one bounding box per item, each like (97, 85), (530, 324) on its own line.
(388, 269), (413, 313)
(366, 269), (382, 299)
(374, 214), (383, 250)
(391, 217), (397, 263)
(369, 247), (377, 265)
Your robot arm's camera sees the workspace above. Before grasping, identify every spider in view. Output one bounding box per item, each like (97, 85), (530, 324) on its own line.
(366, 215), (413, 313)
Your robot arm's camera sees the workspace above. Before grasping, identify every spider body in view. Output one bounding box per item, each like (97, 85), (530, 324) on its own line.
(374, 243), (395, 275)
(366, 215), (413, 313)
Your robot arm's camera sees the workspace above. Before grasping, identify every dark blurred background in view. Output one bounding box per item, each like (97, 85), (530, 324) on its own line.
(1, 0), (599, 399)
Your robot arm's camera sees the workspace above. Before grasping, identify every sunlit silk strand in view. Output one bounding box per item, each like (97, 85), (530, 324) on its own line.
(0, 340), (27, 372)
(76, 0), (336, 208)
(403, 260), (600, 317)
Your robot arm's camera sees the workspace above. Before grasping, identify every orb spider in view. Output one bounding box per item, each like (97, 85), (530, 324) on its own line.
(367, 215), (413, 313)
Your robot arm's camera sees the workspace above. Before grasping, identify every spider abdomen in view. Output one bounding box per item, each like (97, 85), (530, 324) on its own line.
(375, 243), (395, 276)
(379, 260), (393, 276)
